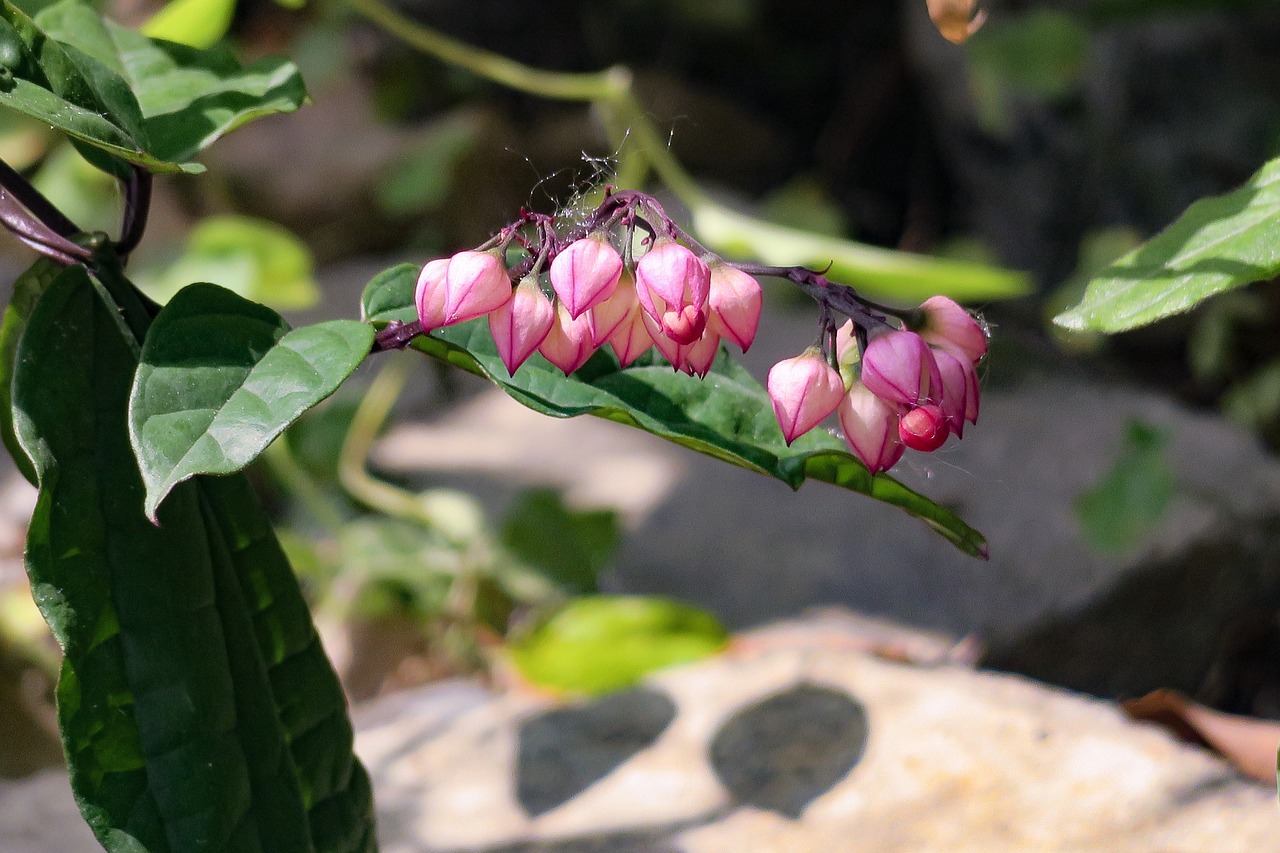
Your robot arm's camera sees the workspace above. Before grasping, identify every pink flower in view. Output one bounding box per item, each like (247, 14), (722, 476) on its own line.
(488, 276), (555, 375)
(767, 348), (845, 445)
(917, 296), (987, 362)
(539, 301), (597, 375)
(635, 239), (711, 346)
(677, 330), (721, 378)
(641, 310), (683, 368)
(899, 404), (949, 452)
(607, 307), (655, 367)
(443, 250), (512, 325)
(861, 330), (941, 408)
(415, 257), (450, 331)
(707, 262), (762, 352)
(930, 346), (971, 436)
(549, 235), (623, 319)
(589, 270), (639, 346)
(839, 381), (904, 474)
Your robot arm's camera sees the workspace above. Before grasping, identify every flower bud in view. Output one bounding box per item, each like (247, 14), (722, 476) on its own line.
(443, 250), (512, 325)
(549, 234), (623, 319)
(607, 306), (655, 367)
(488, 276), (554, 376)
(899, 404), (949, 452)
(707, 262), (762, 352)
(930, 346), (971, 436)
(767, 348), (845, 445)
(539, 301), (597, 375)
(415, 257), (450, 331)
(861, 330), (941, 408)
(677, 330), (721, 378)
(635, 239), (711, 346)
(839, 381), (904, 474)
(916, 296), (987, 363)
(589, 270), (638, 346)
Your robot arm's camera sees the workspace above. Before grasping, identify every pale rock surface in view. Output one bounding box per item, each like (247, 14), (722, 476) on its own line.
(5, 615), (1277, 853)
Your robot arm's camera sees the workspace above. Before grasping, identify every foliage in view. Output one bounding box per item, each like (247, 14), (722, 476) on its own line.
(1055, 156), (1280, 333)
(0, 1), (1012, 850)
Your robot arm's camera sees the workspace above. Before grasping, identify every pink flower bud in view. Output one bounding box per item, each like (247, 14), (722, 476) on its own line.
(861, 330), (941, 408)
(930, 346), (971, 436)
(839, 381), (905, 475)
(607, 306), (655, 367)
(963, 357), (980, 427)
(707, 262), (762, 352)
(917, 296), (987, 362)
(549, 235), (623, 319)
(539, 301), (597, 375)
(488, 276), (554, 376)
(443, 250), (511, 325)
(415, 257), (450, 331)
(640, 309), (683, 368)
(899, 404), (950, 452)
(635, 239), (711, 346)
(677, 330), (721, 378)
(767, 348), (845, 445)
(589, 270), (639, 346)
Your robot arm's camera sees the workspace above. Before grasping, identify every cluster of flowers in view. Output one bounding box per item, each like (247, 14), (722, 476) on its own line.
(767, 296), (986, 474)
(407, 190), (985, 475)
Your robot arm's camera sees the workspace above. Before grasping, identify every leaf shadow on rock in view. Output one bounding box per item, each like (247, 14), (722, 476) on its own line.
(709, 683), (869, 819)
(515, 687), (678, 818)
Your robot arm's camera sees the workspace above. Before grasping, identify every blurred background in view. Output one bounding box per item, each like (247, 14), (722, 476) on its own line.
(5, 0), (1280, 782)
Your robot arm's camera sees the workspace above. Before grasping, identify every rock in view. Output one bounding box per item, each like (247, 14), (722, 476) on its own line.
(362, 616), (1279, 852)
(5, 615), (1277, 852)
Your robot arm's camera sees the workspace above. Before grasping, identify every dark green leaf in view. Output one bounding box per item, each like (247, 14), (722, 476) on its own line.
(11, 265), (373, 851)
(363, 264), (988, 558)
(130, 283), (373, 521)
(0, 0), (306, 173)
(1074, 420), (1173, 553)
(508, 595), (728, 695)
(501, 489), (618, 595)
(0, 257), (60, 484)
(1055, 156), (1280, 332)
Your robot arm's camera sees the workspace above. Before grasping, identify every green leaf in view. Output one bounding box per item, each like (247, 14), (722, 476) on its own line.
(507, 595), (728, 695)
(689, 203), (1030, 303)
(0, 0), (306, 173)
(363, 264), (988, 558)
(0, 257), (60, 484)
(130, 283), (373, 521)
(501, 489), (619, 595)
(10, 265), (373, 851)
(141, 0), (236, 50)
(135, 215), (321, 310)
(1074, 420), (1173, 553)
(1055, 156), (1280, 332)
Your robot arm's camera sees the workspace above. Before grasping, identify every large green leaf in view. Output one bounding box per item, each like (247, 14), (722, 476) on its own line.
(10, 264), (373, 852)
(130, 283), (373, 521)
(1054, 156), (1280, 332)
(362, 264), (988, 558)
(0, 0), (305, 174)
(0, 257), (60, 484)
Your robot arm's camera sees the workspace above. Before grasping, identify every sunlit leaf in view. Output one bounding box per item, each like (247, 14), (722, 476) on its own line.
(142, 0), (236, 50)
(130, 283), (373, 520)
(1055, 156), (1280, 332)
(689, 203), (1029, 303)
(136, 215), (321, 310)
(508, 595), (728, 695)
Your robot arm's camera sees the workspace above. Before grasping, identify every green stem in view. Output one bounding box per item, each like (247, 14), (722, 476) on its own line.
(337, 354), (430, 526)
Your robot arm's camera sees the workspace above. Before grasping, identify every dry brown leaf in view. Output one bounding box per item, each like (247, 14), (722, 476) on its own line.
(927, 0), (987, 44)
(1123, 689), (1280, 786)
